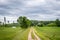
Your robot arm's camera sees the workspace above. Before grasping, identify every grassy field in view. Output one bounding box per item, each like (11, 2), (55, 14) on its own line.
(0, 27), (60, 40)
(34, 27), (60, 40)
(13, 28), (30, 40)
(0, 27), (30, 40)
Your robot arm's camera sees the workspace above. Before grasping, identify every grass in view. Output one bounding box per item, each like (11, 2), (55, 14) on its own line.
(34, 27), (60, 40)
(0, 27), (21, 40)
(0, 27), (30, 40)
(14, 28), (30, 40)
(0, 26), (60, 40)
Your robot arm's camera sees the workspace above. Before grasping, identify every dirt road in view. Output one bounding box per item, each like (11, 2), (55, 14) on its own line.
(28, 28), (41, 40)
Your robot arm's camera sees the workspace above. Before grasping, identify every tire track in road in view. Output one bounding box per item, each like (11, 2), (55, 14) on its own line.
(28, 28), (33, 40)
(28, 28), (41, 40)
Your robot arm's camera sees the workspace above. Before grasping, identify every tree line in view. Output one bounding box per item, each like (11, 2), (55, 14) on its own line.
(0, 16), (60, 28)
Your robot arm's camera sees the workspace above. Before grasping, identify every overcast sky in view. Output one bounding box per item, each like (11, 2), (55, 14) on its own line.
(0, 0), (60, 23)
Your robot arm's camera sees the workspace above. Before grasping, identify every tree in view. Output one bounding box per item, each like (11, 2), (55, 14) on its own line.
(8, 21), (9, 24)
(4, 17), (6, 24)
(30, 20), (39, 26)
(0, 21), (1, 25)
(47, 23), (56, 27)
(37, 23), (44, 27)
(55, 19), (60, 27)
(3, 17), (7, 27)
(17, 16), (31, 28)
(0, 21), (2, 27)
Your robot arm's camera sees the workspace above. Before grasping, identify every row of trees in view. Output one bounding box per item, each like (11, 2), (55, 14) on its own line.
(17, 16), (60, 28)
(0, 16), (60, 28)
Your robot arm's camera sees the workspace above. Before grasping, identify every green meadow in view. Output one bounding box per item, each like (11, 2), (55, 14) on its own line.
(0, 27), (29, 40)
(0, 27), (60, 40)
(34, 27), (60, 40)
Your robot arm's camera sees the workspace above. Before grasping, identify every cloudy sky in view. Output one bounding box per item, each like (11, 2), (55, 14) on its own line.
(0, 0), (60, 23)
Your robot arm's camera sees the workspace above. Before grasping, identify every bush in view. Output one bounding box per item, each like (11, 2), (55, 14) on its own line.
(37, 23), (44, 27)
(47, 23), (56, 27)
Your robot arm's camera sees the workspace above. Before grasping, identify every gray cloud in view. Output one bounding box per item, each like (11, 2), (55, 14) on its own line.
(0, 0), (60, 23)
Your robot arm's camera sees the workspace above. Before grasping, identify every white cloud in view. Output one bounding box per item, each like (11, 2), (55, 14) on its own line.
(24, 0), (46, 7)
(0, 0), (9, 4)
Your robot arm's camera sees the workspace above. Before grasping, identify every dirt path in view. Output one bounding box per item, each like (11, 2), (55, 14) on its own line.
(28, 28), (33, 40)
(28, 28), (41, 40)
